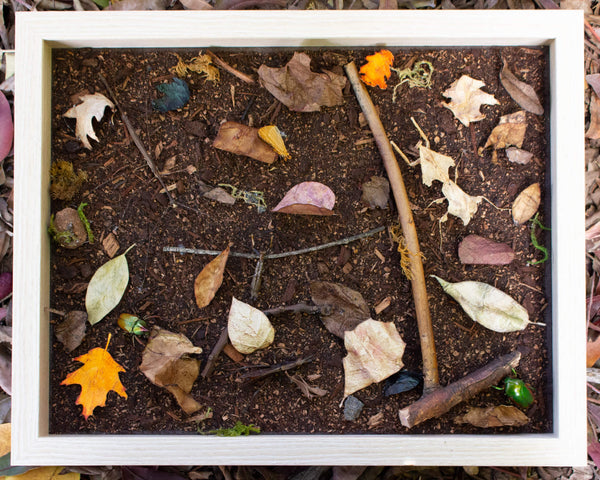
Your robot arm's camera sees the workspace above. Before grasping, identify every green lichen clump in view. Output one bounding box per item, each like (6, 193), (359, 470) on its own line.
(207, 421), (260, 437)
(50, 160), (88, 201)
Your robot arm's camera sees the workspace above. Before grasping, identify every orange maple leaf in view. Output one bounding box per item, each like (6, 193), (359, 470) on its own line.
(359, 50), (394, 89)
(61, 334), (127, 419)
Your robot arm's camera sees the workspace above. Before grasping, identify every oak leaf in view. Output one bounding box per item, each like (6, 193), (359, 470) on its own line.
(60, 336), (127, 419)
(442, 75), (499, 127)
(194, 245), (230, 308)
(63, 93), (114, 150)
(418, 145), (455, 186)
(441, 180), (482, 226)
(359, 50), (394, 89)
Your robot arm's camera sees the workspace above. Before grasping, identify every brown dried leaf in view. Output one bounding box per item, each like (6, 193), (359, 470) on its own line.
(361, 176), (390, 209)
(588, 336), (600, 367)
(587, 74), (600, 98)
(272, 182), (335, 216)
(194, 246), (230, 308)
(310, 281), (370, 338)
(203, 187), (236, 205)
(343, 319), (406, 397)
(458, 235), (515, 265)
(257, 52), (346, 112)
(587, 93), (600, 140)
(512, 182), (540, 224)
(102, 233), (119, 258)
(482, 111), (527, 151)
(500, 59), (544, 115)
(213, 121), (278, 164)
(454, 405), (529, 428)
(178, 0), (213, 10)
(286, 373), (328, 399)
(55, 311), (87, 352)
(139, 327), (203, 414)
(442, 75), (499, 127)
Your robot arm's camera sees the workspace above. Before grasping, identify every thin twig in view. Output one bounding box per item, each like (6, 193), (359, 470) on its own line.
(586, 19), (600, 45)
(201, 327), (230, 378)
(263, 303), (330, 316)
(239, 355), (315, 380)
(163, 225), (385, 259)
(250, 252), (265, 301)
(207, 50), (255, 84)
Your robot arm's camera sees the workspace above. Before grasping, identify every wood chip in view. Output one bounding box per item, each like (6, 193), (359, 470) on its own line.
(374, 248), (385, 263)
(102, 232), (120, 258)
(159, 184), (178, 194)
(223, 343), (244, 362)
(374, 296), (392, 314)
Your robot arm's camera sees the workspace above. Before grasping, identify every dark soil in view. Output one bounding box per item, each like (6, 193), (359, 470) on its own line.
(49, 46), (551, 434)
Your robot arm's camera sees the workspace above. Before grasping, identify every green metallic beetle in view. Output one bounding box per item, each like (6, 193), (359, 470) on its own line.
(118, 313), (148, 336)
(498, 369), (535, 409)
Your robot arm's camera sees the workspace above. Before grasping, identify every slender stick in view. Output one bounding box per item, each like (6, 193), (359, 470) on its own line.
(239, 355), (315, 380)
(201, 327), (229, 378)
(206, 50), (255, 84)
(263, 303), (329, 316)
(344, 61), (439, 394)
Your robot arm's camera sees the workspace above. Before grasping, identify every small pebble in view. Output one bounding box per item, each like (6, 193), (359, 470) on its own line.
(344, 395), (364, 421)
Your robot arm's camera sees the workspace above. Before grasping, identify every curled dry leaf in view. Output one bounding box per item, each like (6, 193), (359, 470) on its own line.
(139, 327), (203, 415)
(343, 319), (406, 397)
(85, 245), (134, 325)
(361, 176), (390, 209)
(500, 59), (544, 115)
(441, 180), (482, 226)
(286, 373), (328, 399)
(64, 93), (114, 150)
(432, 275), (538, 332)
(258, 125), (290, 160)
(458, 234), (515, 265)
(512, 182), (540, 225)
(55, 311), (87, 352)
(587, 93), (600, 140)
(0, 91), (13, 163)
(454, 405), (529, 428)
(309, 281), (370, 338)
(506, 147), (534, 165)
(442, 75), (499, 127)
(213, 121), (278, 164)
(482, 111), (527, 151)
(359, 50), (394, 89)
(272, 181), (335, 215)
(418, 145), (455, 186)
(257, 52), (346, 112)
(228, 297), (274, 354)
(194, 245), (230, 308)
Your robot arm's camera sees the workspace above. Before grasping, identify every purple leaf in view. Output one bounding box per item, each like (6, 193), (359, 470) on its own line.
(0, 273), (12, 299)
(0, 92), (13, 163)
(272, 182), (335, 215)
(458, 235), (515, 265)
(589, 441), (600, 466)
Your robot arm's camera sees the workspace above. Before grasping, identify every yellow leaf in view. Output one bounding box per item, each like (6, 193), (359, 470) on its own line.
(6, 466), (79, 480)
(359, 50), (394, 89)
(194, 245), (230, 308)
(258, 126), (290, 160)
(61, 335), (127, 419)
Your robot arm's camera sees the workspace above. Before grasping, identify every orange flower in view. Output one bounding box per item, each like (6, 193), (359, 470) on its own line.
(359, 50), (394, 89)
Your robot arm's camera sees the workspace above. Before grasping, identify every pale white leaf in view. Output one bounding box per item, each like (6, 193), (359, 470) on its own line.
(419, 145), (455, 186)
(343, 319), (405, 397)
(432, 275), (540, 332)
(228, 297), (274, 354)
(442, 75), (499, 127)
(64, 93), (114, 150)
(85, 245), (134, 325)
(441, 180), (482, 226)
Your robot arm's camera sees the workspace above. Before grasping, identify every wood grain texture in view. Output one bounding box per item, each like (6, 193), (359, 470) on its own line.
(12, 9), (586, 467)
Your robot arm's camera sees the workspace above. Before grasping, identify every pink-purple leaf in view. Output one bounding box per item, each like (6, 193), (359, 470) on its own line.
(0, 273), (12, 299)
(0, 92), (13, 163)
(272, 182), (335, 215)
(458, 235), (515, 265)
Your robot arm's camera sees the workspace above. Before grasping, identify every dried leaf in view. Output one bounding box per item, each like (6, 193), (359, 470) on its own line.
(458, 235), (515, 265)
(5, 467), (80, 480)
(0, 272), (12, 300)
(442, 75), (499, 127)
(343, 319), (406, 397)
(454, 405), (529, 427)
(587, 336), (600, 367)
(482, 111), (527, 151)
(60, 336), (127, 419)
(418, 145), (455, 186)
(432, 275), (535, 332)
(257, 52), (346, 112)
(63, 93), (114, 150)
(361, 176), (390, 209)
(587, 93), (600, 140)
(287, 373), (327, 399)
(272, 181), (335, 215)
(139, 327), (203, 414)
(152, 78), (190, 112)
(122, 467), (187, 480)
(173, 53), (218, 81)
(0, 91), (13, 163)
(213, 121), (278, 164)
(55, 311), (87, 352)
(179, 0), (213, 8)
(0, 344), (10, 395)
(106, 0), (167, 8)
(310, 281), (370, 338)
(194, 246), (230, 308)
(441, 180), (482, 226)
(203, 187), (236, 205)
(506, 147), (534, 165)
(512, 182), (540, 225)
(85, 245), (134, 325)
(227, 297), (274, 355)
(500, 59), (544, 115)
(258, 125), (290, 159)
(587, 73), (600, 98)
(359, 50), (394, 89)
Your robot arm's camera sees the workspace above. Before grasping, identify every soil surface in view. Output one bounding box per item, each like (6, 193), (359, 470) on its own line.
(49, 46), (551, 434)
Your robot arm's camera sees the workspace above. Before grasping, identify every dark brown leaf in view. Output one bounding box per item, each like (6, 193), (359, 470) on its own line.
(454, 405), (529, 427)
(55, 310), (87, 352)
(499, 59), (544, 115)
(258, 52), (346, 112)
(213, 121), (278, 164)
(458, 235), (515, 265)
(361, 176), (390, 209)
(310, 281), (370, 338)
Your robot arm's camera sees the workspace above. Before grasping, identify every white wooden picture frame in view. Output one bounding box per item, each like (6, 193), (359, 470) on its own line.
(13, 10), (586, 466)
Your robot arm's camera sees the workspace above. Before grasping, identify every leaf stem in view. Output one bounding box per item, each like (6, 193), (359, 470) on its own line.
(105, 333), (112, 351)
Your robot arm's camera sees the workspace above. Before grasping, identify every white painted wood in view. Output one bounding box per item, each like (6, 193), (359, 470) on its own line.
(12, 10), (586, 466)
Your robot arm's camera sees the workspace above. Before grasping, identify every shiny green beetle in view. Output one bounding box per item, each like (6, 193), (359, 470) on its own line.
(118, 313), (148, 336)
(503, 376), (534, 409)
